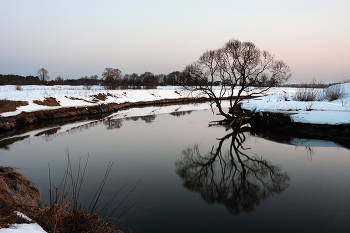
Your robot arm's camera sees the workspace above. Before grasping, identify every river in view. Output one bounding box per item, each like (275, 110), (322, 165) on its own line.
(1, 104), (349, 233)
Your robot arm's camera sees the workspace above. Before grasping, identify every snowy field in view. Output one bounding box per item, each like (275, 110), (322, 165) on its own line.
(1, 84), (350, 125)
(0, 83), (349, 232)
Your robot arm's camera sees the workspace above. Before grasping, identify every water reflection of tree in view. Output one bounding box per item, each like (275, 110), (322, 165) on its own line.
(103, 118), (124, 130)
(102, 115), (156, 129)
(129, 116), (140, 121)
(169, 110), (193, 117)
(140, 115), (156, 123)
(175, 127), (290, 215)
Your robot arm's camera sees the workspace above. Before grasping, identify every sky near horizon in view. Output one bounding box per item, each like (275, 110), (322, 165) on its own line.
(1, 0), (349, 83)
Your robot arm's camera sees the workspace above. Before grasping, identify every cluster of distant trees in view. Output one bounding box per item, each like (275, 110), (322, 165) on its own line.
(0, 68), (189, 90)
(0, 73), (102, 86)
(1, 68), (338, 91)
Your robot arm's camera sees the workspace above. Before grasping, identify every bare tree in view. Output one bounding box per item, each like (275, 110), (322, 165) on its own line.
(90, 75), (98, 85)
(80, 76), (92, 90)
(121, 74), (130, 89)
(141, 71), (157, 89)
(55, 75), (64, 85)
(129, 73), (140, 88)
(103, 117), (124, 130)
(182, 39), (291, 124)
(102, 68), (122, 90)
(37, 68), (50, 84)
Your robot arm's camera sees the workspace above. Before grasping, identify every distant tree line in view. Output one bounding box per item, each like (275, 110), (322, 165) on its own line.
(0, 68), (188, 89)
(0, 74), (40, 85)
(3, 67), (325, 89)
(101, 69), (185, 90)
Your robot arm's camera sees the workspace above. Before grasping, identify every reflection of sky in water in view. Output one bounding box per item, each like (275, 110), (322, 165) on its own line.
(0, 109), (349, 233)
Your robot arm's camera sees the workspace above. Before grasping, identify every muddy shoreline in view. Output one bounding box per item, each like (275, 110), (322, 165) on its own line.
(0, 97), (216, 132)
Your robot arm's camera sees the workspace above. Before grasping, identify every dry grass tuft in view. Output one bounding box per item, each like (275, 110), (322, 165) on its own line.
(33, 97), (61, 106)
(34, 203), (124, 233)
(31, 151), (139, 233)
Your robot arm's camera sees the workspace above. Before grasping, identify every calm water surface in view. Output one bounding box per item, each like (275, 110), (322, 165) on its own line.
(1, 107), (349, 233)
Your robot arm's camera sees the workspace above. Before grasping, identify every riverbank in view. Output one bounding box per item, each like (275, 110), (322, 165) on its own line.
(0, 97), (214, 131)
(1, 85), (349, 125)
(1, 84), (349, 141)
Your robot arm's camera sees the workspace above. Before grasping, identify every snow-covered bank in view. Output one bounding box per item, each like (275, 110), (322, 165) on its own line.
(0, 86), (203, 117)
(241, 83), (350, 125)
(0, 84), (349, 125)
(1, 84), (350, 125)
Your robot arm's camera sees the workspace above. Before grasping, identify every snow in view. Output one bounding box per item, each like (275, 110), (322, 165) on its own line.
(1, 84), (349, 125)
(0, 224), (46, 233)
(0, 212), (46, 233)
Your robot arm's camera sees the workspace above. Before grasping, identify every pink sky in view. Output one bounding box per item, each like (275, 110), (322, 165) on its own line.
(1, 0), (349, 83)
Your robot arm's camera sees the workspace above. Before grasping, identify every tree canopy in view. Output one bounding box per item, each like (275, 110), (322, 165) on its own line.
(182, 39), (292, 122)
(37, 68), (50, 84)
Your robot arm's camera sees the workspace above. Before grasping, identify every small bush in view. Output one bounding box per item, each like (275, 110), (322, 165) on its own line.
(15, 85), (23, 91)
(323, 84), (345, 101)
(84, 82), (92, 90)
(292, 88), (321, 102)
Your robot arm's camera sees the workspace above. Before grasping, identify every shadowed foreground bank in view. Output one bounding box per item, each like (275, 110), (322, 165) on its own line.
(0, 164), (129, 233)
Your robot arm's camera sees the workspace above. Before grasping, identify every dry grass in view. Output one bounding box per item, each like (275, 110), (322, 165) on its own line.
(33, 204), (124, 233)
(0, 166), (41, 228)
(33, 97), (61, 106)
(0, 166), (41, 207)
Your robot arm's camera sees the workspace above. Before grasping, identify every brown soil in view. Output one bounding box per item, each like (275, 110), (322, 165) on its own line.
(33, 97), (60, 106)
(0, 100), (28, 114)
